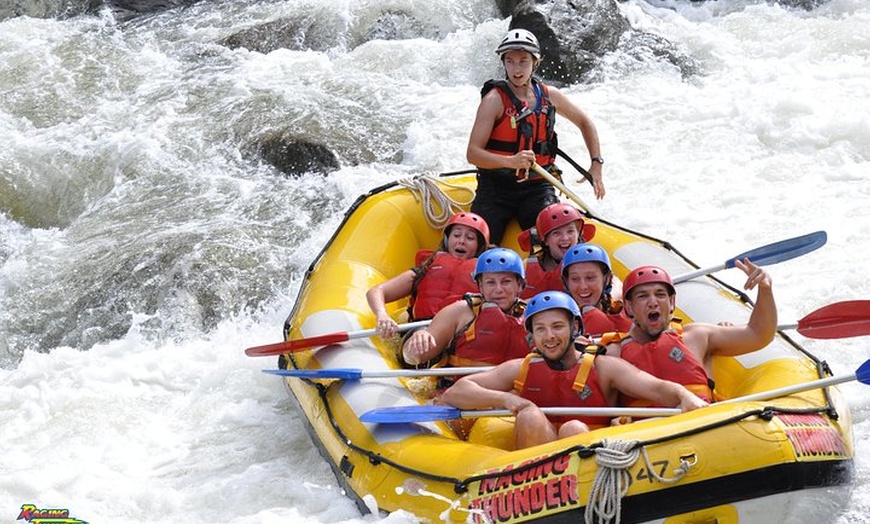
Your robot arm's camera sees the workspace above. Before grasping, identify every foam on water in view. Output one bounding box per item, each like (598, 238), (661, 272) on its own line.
(1, 1), (868, 522)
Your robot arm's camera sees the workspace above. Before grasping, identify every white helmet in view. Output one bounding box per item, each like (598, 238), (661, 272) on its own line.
(495, 29), (541, 60)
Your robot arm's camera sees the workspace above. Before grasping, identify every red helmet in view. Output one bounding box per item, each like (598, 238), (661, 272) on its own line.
(535, 203), (584, 240)
(623, 265), (675, 300)
(445, 212), (490, 246)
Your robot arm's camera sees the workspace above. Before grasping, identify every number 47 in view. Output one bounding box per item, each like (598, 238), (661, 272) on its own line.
(635, 460), (669, 483)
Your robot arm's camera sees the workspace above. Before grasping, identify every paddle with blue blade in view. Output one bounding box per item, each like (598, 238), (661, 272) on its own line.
(358, 359), (870, 424)
(244, 319), (432, 357)
(673, 230), (827, 284)
(359, 405), (681, 424)
(262, 366), (491, 380)
(720, 358), (870, 405)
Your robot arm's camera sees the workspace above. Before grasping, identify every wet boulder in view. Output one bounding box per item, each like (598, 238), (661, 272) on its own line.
(507, 0), (698, 84)
(220, 8), (439, 55)
(108, 0), (201, 21)
(0, 0), (100, 21)
(220, 14), (347, 54)
(255, 135), (340, 177)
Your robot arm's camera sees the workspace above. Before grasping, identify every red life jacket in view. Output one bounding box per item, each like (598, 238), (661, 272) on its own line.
(409, 251), (478, 320)
(448, 294), (529, 367)
(482, 79), (558, 173)
(609, 329), (714, 406)
(520, 257), (563, 299)
(581, 305), (633, 337)
(513, 346), (611, 430)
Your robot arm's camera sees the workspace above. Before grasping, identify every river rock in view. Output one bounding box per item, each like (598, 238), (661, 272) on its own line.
(220, 14), (347, 54)
(255, 135), (340, 177)
(504, 0), (699, 84)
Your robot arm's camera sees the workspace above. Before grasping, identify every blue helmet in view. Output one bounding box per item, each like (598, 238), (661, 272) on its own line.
(561, 243), (611, 279)
(473, 247), (525, 281)
(524, 291), (582, 333)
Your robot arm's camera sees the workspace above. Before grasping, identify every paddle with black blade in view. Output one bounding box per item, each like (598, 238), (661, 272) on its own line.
(556, 148), (595, 186)
(244, 319), (432, 357)
(673, 230), (827, 284)
(357, 359), (870, 424)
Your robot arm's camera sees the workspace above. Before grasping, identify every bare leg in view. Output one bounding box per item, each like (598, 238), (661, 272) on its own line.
(515, 406), (558, 449)
(558, 420), (590, 439)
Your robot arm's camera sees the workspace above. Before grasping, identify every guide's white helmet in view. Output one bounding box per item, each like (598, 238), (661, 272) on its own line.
(495, 29), (541, 60)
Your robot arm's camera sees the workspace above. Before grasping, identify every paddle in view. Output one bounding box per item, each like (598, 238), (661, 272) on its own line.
(359, 405), (681, 424)
(262, 366), (491, 380)
(244, 319), (432, 357)
(780, 300), (870, 339)
(720, 358), (870, 405)
(556, 148), (595, 186)
(530, 163), (592, 215)
(262, 300), (870, 377)
(358, 359), (870, 424)
(672, 230), (827, 284)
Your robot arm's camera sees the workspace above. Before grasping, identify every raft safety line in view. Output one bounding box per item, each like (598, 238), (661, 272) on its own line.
(274, 172), (840, 517)
(585, 439), (697, 524)
(396, 173), (476, 230)
(292, 371), (836, 497)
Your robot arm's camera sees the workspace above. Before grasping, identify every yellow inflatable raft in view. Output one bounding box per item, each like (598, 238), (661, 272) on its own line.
(273, 173), (853, 523)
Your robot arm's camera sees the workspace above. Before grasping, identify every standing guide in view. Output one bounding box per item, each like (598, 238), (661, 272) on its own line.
(467, 28), (605, 245)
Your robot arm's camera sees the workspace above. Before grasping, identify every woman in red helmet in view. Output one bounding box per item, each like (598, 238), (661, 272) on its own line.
(467, 28), (605, 245)
(519, 202), (590, 299)
(366, 212), (490, 339)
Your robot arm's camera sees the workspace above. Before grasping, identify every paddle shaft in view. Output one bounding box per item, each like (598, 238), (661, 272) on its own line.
(719, 372), (858, 405)
(530, 163), (591, 215)
(358, 405), (682, 423)
(673, 231), (826, 284)
(245, 319), (432, 357)
(458, 407), (680, 419)
(449, 371), (858, 420)
(266, 301), (870, 378)
(329, 319), (431, 343)
(263, 366), (492, 380)
(556, 148), (594, 185)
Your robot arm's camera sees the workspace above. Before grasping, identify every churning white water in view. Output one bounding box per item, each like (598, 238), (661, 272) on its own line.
(1, 0), (868, 522)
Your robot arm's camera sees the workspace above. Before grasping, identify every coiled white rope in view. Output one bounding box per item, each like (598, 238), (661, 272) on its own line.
(585, 439), (695, 524)
(396, 173), (476, 230)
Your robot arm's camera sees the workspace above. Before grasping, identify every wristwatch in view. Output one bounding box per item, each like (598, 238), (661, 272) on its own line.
(591, 156), (604, 165)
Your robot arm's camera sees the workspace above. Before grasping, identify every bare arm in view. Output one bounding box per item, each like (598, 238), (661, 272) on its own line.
(466, 91), (537, 171)
(366, 270), (416, 338)
(402, 300), (470, 365)
(547, 87), (605, 199)
(440, 360), (534, 413)
(684, 258), (777, 363)
(599, 356), (708, 411)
